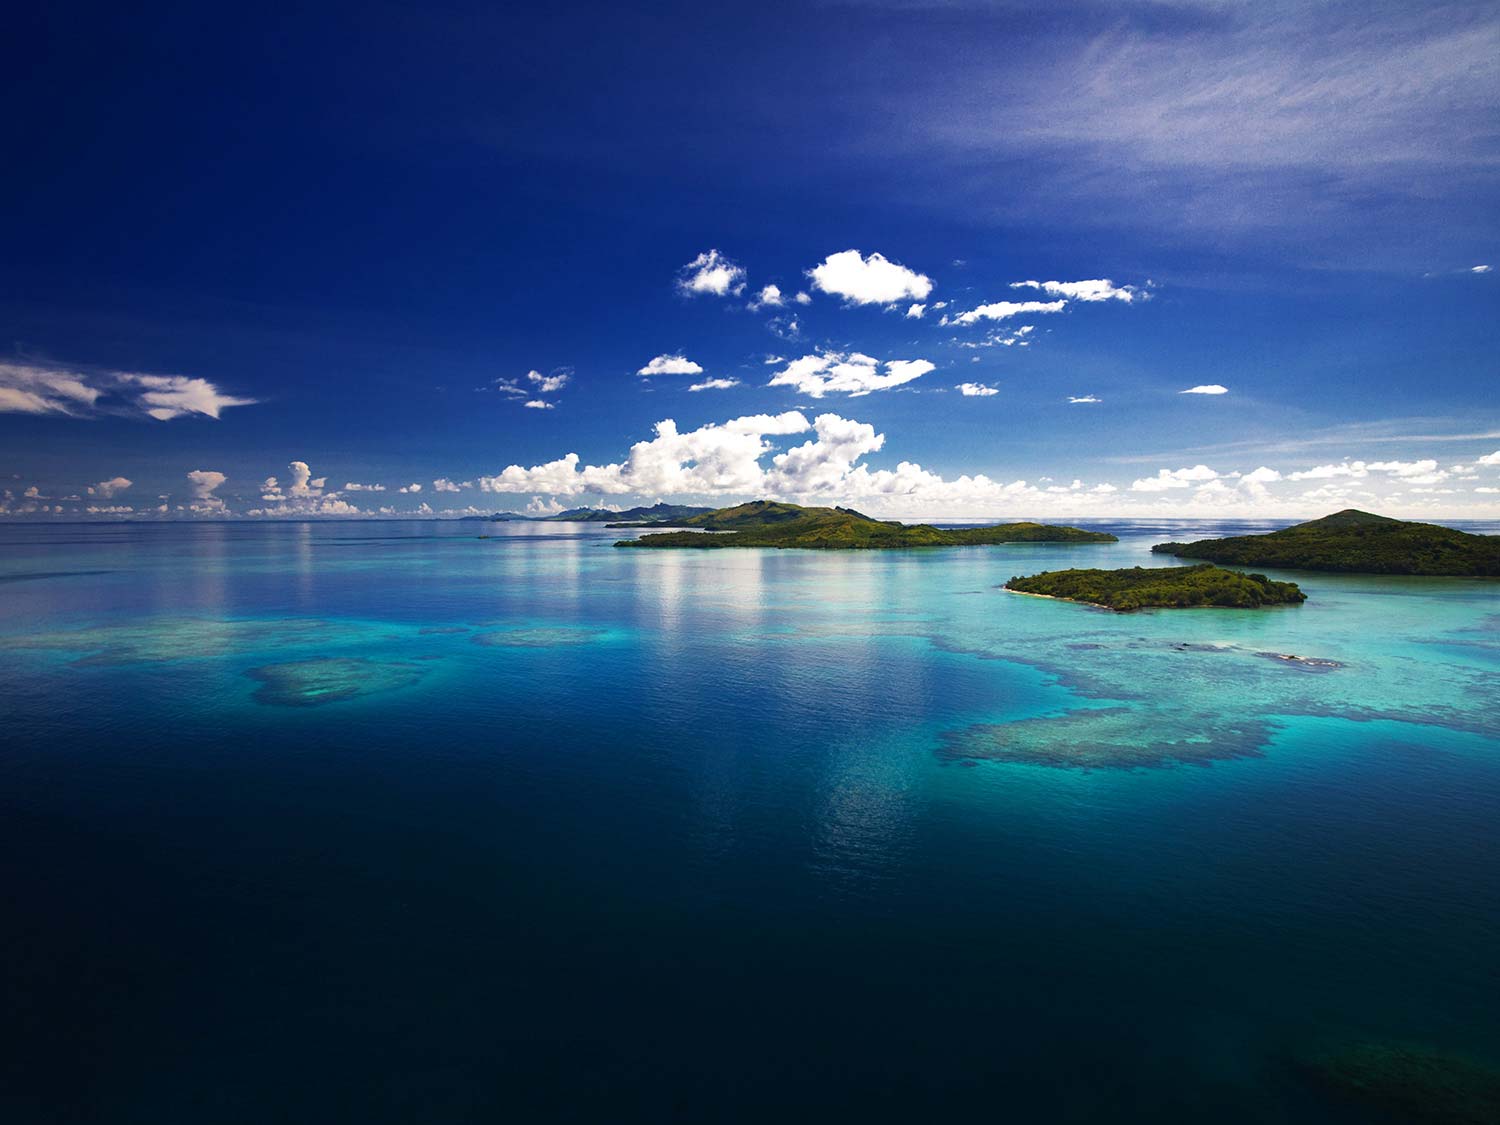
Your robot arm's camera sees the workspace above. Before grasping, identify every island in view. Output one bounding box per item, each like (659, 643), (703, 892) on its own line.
(1004, 564), (1306, 610)
(1152, 509), (1500, 576)
(461, 503), (714, 524)
(613, 501), (1117, 549)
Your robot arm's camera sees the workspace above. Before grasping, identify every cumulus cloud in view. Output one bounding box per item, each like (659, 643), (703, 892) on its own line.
(808, 250), (933, 306)
(689, 378), (741, 391)
(524, 400), (554, 410)
(957, 382), (999, 397)
(768, 352), (935, 398)
(88, 476), (132, 499)
(946, 300), (1066, 326)
(906, 303), (926, 319)
(677, 249), (745, 297)
(793, 291), (812, 305)
(0, 362), (254, 420)
(1131, 465), (1220, 492)
(527, 369), (570, 394)
(750, 285), (784, 310)
(187, 470), (227, 500)
(1068, 395), (1101, 404)
(245, 461), (361, 517)
(343, 482), (386, 491)
(398, 483), (422, 493)
(1010, 279), (1142, 303)
(1180, 384), (1229, 395)
(637, 354), (704, 377)
(433, 478), (470, 492)
(1478, 450), (1500, 465)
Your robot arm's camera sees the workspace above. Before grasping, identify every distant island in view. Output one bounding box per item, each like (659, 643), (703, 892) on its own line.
(613, 501), (1117, 549)
(1005, 564), (1306, 610)
(1152, 509), (1500, 576)
(460, 503), (714, 524)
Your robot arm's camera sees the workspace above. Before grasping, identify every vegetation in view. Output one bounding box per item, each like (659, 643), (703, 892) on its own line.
(460, 503), (713, 524)
(556, 502), (712, 523)
(614, 501), (1117, 549)
(1005, 563), (1306, 610)
(1153, 509), (1500, 576)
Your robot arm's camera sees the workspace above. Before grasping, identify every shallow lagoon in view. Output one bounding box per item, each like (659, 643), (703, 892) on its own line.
(2, 519), (1497, 1122)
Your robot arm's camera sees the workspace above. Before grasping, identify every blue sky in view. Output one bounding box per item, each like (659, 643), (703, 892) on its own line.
(2, 0), (1497, 519)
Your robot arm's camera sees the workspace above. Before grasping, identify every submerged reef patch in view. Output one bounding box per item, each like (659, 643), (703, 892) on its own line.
(472, 626), (607, 648)
(1295, 1041), (1500, 1124)
(246, 658), (427, 707)
(0, 618), (339, 666)
(937, 707), (1272, 770)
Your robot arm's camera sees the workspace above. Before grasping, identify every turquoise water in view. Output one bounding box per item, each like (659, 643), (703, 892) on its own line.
(2, 520), (1497, 1122)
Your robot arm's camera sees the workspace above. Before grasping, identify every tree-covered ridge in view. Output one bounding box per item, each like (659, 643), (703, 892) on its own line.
(555, 502), (714, 523)
(1005, 564), (1306, 610)
(1152, 509), (1500, 576)
(614, 501), (1117, 549)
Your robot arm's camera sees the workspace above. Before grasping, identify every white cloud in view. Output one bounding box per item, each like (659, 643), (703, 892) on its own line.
(344, 482), (386, 491)
(689, 378), (741, 391)
(88, 476), (132, 499)
(187, 470), (227, 500)
(399, 483), (422, 493)
(524, 400), (554, 410)
(123, 374), (257, 420)
(1010, 279), (1142, 303)
(1288, 458), (1444, 483)
(957, 325), (1036, 349)
(86, 505), (133, 515)
(1242, 466), (1282, 484)
(750, 284), (784, 310)
(1478, 450), (1500, 465)
(526, 496), (564, 515)
(906, 303), (926, 319)
(957, 382), (999, 397)
(0, 362), (254, 420)
(1131, 465), (1220, 492)
(527, 369), (569, 394)
(793, 291), (812, 305)
(433, 478), (469, 493)
(768, 352), (935, 398)
(1068, 395), (1101, 404)
(637, 354), (704, 377)
(1180, 384), (1229, 395)
(1473, 265), (1493, 274)
(677, 249), (745, 297)
(947, 300), (1066, 326)
(807, 250), (933, 306)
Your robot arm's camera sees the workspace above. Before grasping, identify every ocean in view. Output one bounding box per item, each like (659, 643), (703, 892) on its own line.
(3, 519), (1497, 1122)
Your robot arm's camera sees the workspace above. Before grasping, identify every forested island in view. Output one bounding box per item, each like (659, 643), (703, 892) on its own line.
(1153, 509), (1500, 576)
(1005, 564), (1306, 610)
(614, 501), (1117, 549)
(461, 503), (713, 524)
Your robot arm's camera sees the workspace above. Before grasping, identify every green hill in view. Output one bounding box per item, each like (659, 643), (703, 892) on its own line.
(549, 503), (714, 523)
(1152, 509), (1500, 576)
(614, 501), (1117, 550)
(1006, 564), (1306, 610)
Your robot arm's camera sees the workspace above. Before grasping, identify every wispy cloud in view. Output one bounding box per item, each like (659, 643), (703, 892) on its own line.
(0, 362), (255, 420)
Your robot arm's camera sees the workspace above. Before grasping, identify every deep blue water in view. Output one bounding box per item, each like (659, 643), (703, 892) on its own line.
(2, 520), (1498, 1123)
